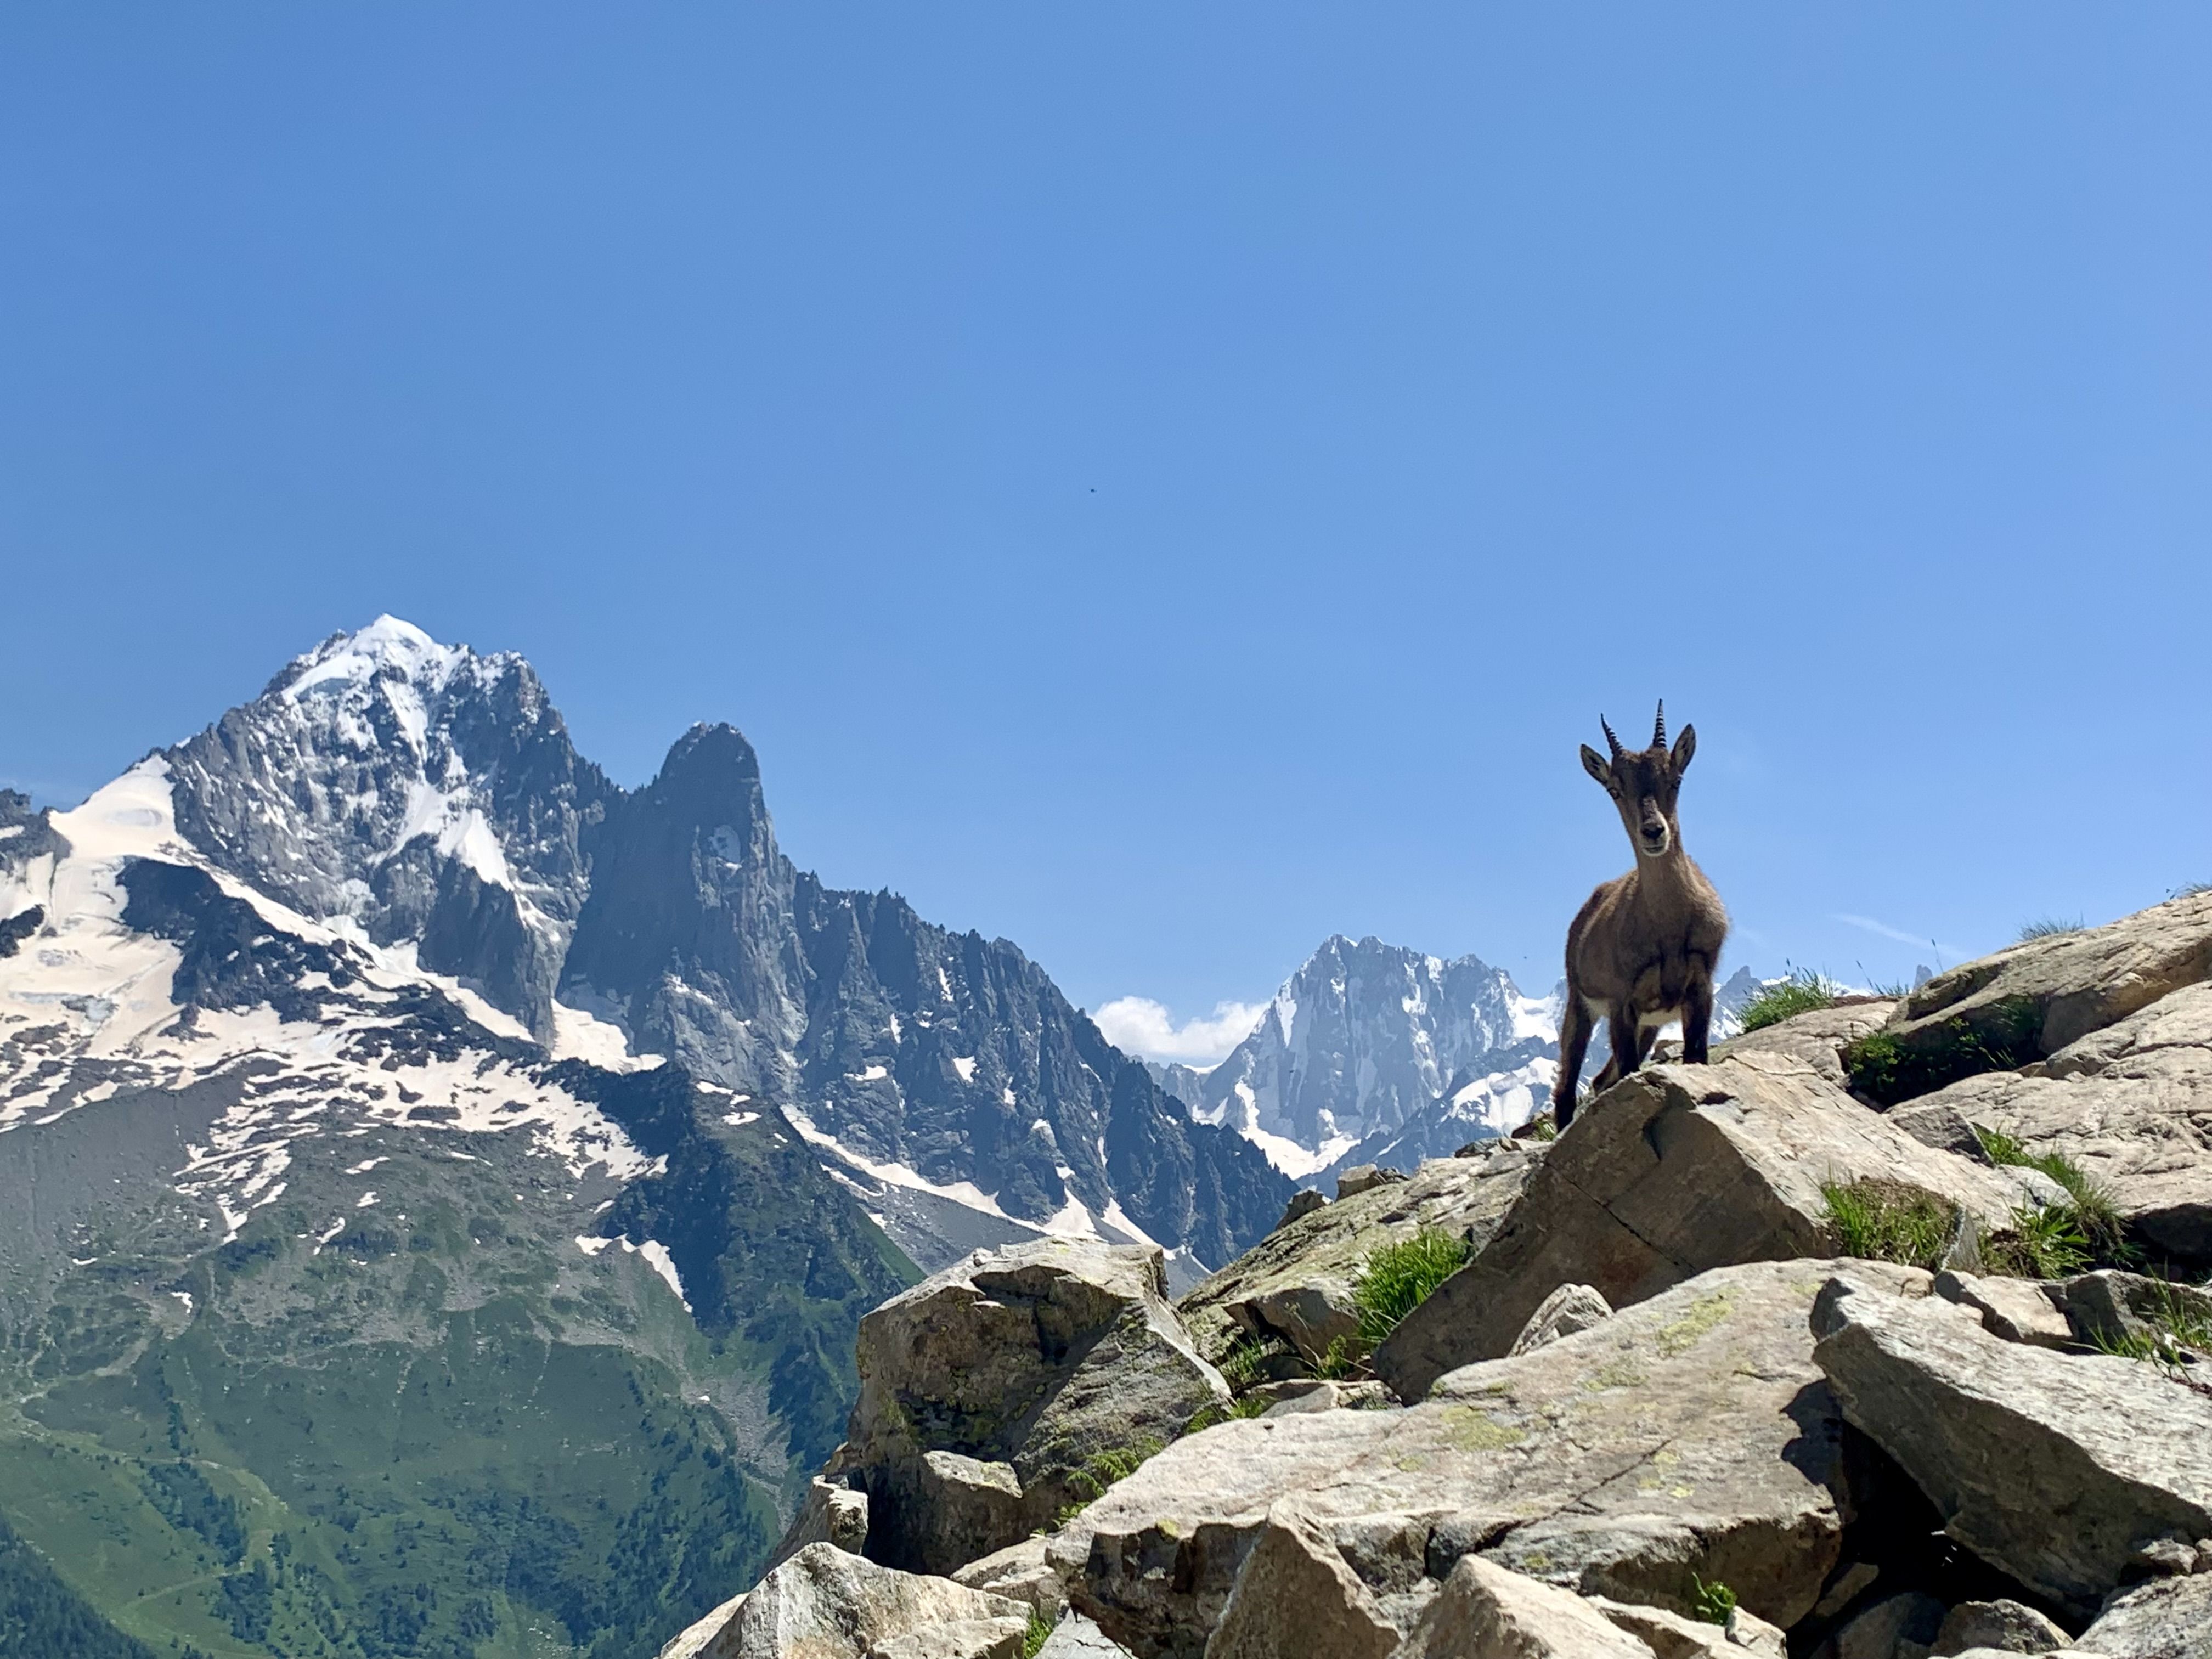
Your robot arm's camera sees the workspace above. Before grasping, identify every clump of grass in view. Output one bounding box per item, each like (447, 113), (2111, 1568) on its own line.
(1843, 995), (2044, 1107)
(1217, 1331), (1290, 1391)
(1057, 1437), (1166, 1522)
(1974, 1128), (2132, 1268)
(1316, 1335), (1358, 1379)
(1983, 1203), (2091, 1280)
(1737, 968), (1843, 1034)
(1822, 1180), (1959, 1272)
(1353, 1228), (1474, 1350)
(2090, 1282), (2212, 1368)
(2017, 916), (2083, 942)
(1022, 1609), (1054, 1658)
(1691, 1574), (1737, 1626)
(2170, 881), (2212, 900)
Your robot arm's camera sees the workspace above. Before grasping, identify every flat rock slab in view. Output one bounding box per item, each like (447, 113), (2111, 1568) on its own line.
(1176, 1149), (1539, 1369)
(1860, 891), (2212, 1103)
(1812, 1275), (2212, 1619)
(1374, 1056), (2038, 1396)
(1914, 982), (2212, 1266)
(1050, 1259), (1929, 1657)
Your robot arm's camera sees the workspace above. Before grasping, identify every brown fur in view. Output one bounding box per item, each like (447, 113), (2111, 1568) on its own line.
(1553, 703), (1729, 1130)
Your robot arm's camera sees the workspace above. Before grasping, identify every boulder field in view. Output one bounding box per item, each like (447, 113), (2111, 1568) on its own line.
(662, 890), (2212, 1659)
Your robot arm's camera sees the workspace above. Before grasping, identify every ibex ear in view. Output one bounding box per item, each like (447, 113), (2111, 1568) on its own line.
(1672, 725), (1697, 774)
(1579, 745), (1613, 788)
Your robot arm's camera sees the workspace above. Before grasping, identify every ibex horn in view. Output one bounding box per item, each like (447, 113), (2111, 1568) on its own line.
(1652, 700), (1667, 750)
(1599, 715), (1624, 760)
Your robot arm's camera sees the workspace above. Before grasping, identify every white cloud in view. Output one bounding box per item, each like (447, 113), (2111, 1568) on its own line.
(1832, 913), (1967, 961)
(1092, 996), (1265, 1066)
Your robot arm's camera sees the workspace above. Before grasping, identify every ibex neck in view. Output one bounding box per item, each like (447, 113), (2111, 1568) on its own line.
(1632, 843), (1696, 896)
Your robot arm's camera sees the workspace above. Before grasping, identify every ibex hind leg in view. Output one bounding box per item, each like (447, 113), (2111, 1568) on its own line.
(1553, 996), (1594, 1131)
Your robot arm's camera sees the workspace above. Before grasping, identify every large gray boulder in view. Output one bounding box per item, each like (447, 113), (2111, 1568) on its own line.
(1811, 1274), (2212, 1619)
(1373, 1054), (2046, 1397)
(692, 1544), (1030, 1659)
(1201, 1503), (1400, 1659)
(1049, 1259), (1930, 1656)
(1932, 1598), (2072, 1655)
(1910, 981), (2212, 1266)
(1393, 1556), (1657, 1657)
(1849, 891), (2212, 1106)
(1176, 1148), (1539, 1373)
(2077, 1574), (2212, 1657)
(836, 1238), (1228, 1574)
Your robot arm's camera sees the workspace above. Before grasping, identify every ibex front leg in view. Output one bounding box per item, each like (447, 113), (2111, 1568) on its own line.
(1680, 962), (1716, 1064)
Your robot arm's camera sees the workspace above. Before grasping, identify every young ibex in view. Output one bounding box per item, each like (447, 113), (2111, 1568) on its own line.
(1553, 702), (1729, 1130)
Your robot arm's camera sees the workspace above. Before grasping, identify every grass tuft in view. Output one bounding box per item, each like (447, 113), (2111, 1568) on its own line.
(2089, 1282), (2212, 1369)
(1353, 1228), (1474, 1350)
(1974, 1128), (2132, 1268)
(1843, 995), (2043, 1107)
(1022, 1608), (1054, 1658)
(2171, 881), (2212, 900)
(1821, 1180), (1958, 1272)
(1691, 1574), (1738, 1626)
(1217, 1331), (1289, 1391)
(2016, 916), (2083, 942)
(1983, 1204), (2091, 1279)
(1737, 969), (1843, 1034)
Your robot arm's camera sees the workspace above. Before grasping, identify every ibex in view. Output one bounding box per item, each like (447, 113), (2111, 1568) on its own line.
(1552, 702), (1729, 1130)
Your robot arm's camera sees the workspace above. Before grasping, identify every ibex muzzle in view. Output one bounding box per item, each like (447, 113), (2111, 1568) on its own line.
(1552, 702), (1730, 1131)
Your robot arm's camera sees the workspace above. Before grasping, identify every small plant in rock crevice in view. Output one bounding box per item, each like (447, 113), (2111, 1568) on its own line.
(1691, 1573), (1737, 1625)
(1021, 1608), (1054, 1657)
(1983, 1203), (2091, 1280)
(2089, 1283), (2212, 1370)
(1843, 995), (2044, 1107)
(2016, 916), (2084, 942)
(1974, 1127), (2134, 1271)
(1821, 1180), (1957, 1273)
(1737, 968), (1843, 1034)
(1216, 1331), (1289, 1392)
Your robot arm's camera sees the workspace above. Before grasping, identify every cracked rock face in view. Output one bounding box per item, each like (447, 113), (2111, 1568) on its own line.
(1811, 1273), (2212, 1620)
(1373, 1055), (2041, 1397)
(1050, 1258), (1929, 1657)
(835, 1238), (1228, 1575)
(1910, 981), (2212, 1267)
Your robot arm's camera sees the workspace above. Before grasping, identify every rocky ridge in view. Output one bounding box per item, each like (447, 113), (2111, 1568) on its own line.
(674, 889), (2212, 1659)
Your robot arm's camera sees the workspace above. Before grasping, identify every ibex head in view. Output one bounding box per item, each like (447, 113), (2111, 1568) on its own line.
(1579, 701), (1697, 860)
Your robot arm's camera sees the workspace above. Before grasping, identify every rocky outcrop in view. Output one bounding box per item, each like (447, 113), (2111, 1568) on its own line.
(1051, 1259), (1930, 1654)
(829, 1238), (1227, 1574)
(1202, 1503), (1400, 1659)
(1907, 982), (2212, 1267)
(1175, 1147), (1539, 1370)
(1931, 1598), (2071, 1654)
(2077, 1573), (2212, 1656)
(662, 1544), (1030, 1659)
(1373, 1054), (2047, 1397)
(1812, 1274), (2212, 1619)
(740, 891), (2212, 1659)
(1397, 1555), (1658, 1657)
(1855, 893), (2212, 1098)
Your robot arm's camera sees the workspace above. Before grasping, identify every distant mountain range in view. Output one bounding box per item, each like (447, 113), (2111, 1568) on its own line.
(1145, 934), (1760, 1184)
(0, 617), (1288, 1659)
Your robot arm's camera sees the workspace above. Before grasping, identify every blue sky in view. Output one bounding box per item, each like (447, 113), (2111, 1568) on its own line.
(4, 7), (2207, 1060)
